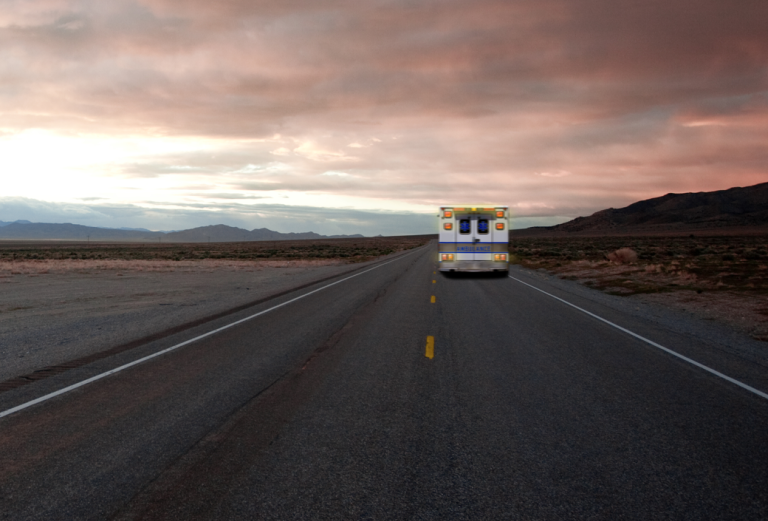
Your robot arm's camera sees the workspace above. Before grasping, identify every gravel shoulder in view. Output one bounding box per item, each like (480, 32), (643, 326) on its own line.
(0, 258), (385, 382)
(508, 234), (768, 342)
(509, 264), (768, 367)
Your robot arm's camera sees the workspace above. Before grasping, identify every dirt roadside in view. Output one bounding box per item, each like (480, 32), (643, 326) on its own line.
(0, 257), (397, 384)
(508, 234), (768, 343)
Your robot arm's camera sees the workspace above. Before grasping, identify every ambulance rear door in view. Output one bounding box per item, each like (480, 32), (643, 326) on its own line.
(472, 212), (493, 261)
(455, 212), (492, 260)
(455, 212), (475, 261)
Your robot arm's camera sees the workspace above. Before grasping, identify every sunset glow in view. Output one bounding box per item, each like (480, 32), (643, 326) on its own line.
(1, 0), (766, 235)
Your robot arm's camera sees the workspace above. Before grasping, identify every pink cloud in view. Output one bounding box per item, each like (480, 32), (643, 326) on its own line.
(1, 0), (766, 225)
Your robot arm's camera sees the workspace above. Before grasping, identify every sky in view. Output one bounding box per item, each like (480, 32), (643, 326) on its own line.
(1, 0), (767, 235)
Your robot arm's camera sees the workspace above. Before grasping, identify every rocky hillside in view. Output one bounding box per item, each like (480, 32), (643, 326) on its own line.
(526, 182), (768, 235)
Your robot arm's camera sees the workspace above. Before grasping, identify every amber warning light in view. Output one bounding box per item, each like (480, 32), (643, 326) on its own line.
(444, 210), (453, 218)
(444, 223), (453, 230)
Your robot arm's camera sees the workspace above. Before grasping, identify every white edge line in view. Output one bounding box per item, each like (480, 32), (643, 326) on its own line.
(0, 248), (424, 420)
(508, 274), (768, 401)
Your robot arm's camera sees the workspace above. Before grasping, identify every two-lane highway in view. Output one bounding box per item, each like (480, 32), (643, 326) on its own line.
(1, 242), (767, 519)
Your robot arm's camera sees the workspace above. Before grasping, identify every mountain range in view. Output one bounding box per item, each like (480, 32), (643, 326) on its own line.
(0, 221), (363, 242)
(514, 182), (768, 235)
(4, 182), (766, 241)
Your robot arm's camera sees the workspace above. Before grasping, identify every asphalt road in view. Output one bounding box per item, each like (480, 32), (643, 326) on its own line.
(1, 242), (767, 520)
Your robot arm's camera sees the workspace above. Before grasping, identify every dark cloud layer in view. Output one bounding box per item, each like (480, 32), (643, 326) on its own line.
(1, 0), (766, 232)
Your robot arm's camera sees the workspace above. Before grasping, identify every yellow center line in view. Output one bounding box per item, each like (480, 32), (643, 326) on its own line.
(432, 280), (436, 284)
(430, 295), (436, 303)
(425, 336), (434, 359)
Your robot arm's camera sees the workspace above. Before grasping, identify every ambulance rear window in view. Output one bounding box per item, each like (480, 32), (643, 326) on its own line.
(478, 219), (489, 234)
(459, 219), (471, 234)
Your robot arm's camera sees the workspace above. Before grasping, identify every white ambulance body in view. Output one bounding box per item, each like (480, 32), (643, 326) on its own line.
(438, 206), (509, 272)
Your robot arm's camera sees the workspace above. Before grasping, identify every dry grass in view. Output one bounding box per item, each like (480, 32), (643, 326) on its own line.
(509, 234), (768, 341)
(606, 247), (638, 264)
(0, 235), (430, 274)
(0, 258), (350, 276)
(510, 235), (768, 295)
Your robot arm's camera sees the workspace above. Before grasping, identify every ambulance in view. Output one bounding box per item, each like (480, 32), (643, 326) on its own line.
(438, 206), (509, 272)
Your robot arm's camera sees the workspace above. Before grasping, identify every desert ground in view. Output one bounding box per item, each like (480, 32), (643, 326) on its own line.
(3, 231), (767, 387)
(0, 235), (431, 263)
(508, 233), (768, 342)
(0, 236), (429, 384)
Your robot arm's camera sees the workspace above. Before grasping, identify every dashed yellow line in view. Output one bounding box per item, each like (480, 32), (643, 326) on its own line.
(432, 279), (436, 284)
(425, 336), (434, 359)
(430, 295), (436, 303)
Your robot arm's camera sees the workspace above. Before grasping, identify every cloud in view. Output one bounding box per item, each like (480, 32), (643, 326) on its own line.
(538, 170), (571, 178)
(0, 0), (766, 230)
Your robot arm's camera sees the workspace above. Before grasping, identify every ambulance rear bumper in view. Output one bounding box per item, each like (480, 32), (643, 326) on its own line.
(438, 260), (509, 272)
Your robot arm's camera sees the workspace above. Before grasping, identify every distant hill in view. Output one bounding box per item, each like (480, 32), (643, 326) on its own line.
(163, 225), (328, 242)
(0, 222), (163, 241)
(0, 222), (364, 242)
(514, 182), (768, 236)
(109, 226), (154, 232)
(0, 220), (31, 228)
